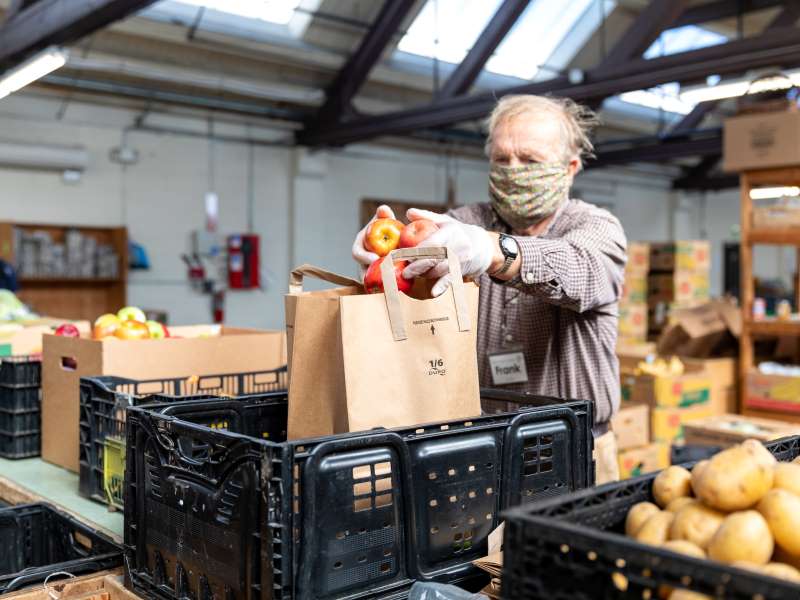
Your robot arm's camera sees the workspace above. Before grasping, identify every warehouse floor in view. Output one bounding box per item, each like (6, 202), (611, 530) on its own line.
(0, 458), (122, 538)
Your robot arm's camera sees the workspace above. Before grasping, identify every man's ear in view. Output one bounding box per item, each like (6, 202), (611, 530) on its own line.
(567, 158), (580, 177)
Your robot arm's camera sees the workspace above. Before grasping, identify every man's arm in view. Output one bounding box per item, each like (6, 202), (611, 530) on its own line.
(493, 212), (627, 313)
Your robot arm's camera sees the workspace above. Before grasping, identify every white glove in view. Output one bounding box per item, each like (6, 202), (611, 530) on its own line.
(352, 204), (397, 268)
(401, 208), (495, 297)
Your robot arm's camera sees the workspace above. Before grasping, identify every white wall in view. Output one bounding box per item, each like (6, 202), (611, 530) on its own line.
(0, 92), (690, 330)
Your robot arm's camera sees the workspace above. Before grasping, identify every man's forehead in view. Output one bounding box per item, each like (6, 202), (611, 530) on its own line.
(490, 113), (566, 153)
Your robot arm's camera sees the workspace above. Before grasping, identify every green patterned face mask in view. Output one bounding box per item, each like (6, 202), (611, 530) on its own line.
(488, 162), (570, 230)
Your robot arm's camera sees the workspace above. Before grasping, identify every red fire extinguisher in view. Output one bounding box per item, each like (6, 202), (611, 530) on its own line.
(228, 234), (260, 289)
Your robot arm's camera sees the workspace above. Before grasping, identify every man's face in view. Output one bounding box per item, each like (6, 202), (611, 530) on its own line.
(488, 112), (579, 176)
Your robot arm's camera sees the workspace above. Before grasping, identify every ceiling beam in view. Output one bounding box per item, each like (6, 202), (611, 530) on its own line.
(766, 0), (800, 28)
(312, 0), (416, 126)
(0, 0), (156, 69)
(670, 100), (720, 135)
(298, 26), (800, 146)
(595, 0), (689, 70)
(435, 0), (531, 99)
(587, 130), (722, 169)
(673, 0), (783, 28)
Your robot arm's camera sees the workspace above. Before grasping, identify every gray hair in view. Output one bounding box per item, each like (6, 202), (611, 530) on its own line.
(484, 95), (599, 170)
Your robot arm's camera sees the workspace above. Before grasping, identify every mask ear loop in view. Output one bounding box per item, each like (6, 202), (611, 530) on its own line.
(43, 571), (76, 600)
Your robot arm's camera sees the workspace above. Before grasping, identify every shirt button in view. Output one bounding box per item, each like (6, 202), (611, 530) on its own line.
(505, 334), (514, 343)
(524, 272), (535, 283)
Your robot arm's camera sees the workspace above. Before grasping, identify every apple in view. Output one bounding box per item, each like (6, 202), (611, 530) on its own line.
(363, 257), (413, 295)
(92, 314), (120, 339)
(55, 323), (80, 337)
(117, 306), (146, 323)
(114, 320), (150, 340)
(146, 320), (167, 340)
(399, 218), (439, 248)
(94, 313), (118, 327)
(364, 218), (404, 257)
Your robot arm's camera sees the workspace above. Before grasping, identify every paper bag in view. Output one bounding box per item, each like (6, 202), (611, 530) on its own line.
(286, 247), (481, 439)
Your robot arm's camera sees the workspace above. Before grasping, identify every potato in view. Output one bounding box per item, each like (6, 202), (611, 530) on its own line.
(662, 540), (705, 559)
(757, 488), (800, 556)
(653, 466), (692, 508)
(669, 503), (724, 549)
(762, 562), (800, 583)
(694, 445), (774, 511)
(793, 455), (800, 465)
(690, 460), (709, 496)
(636, 511), (675, 546)
(742, 439), (777, 468)
(665, 497), (696, 513)
(668, 591), (710, 600)
(707, 511), (774, 565)
(626, 501), (661, 537)
(773, 462), (800, 496)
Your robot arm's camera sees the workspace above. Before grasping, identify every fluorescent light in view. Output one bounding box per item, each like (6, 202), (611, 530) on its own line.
(750, 186), (800, 200)
(0, 47), (68, 99)
(680, 71), (800, 104)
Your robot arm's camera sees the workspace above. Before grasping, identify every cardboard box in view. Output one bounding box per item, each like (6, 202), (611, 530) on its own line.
(616, 340), (656, 374)
(622, 271), (647, 303)
(611, 402), (649, 450)
(0, 318), (89, 356)
(652, 404), (715, 443)
(723, 109), (800, 172)
(656, 300), (740, 358)
(684, 357), (738, 415)
(745, 370), (800, 415)
(42, 326), (286, 472)
(622, 369), (712, 409)
(618, 442), (670, 479)
(619, 301), (648, 342)
(683, 413), (800, 447)
(648, 271), (710, 307)
(649, 241), (711, 272)
(626, 242), (650, 274)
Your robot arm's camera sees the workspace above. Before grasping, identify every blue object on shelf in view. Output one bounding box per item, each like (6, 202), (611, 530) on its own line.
(129, 241), (150, 270)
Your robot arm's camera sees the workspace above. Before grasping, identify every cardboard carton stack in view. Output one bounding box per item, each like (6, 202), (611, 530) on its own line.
(619, 242), (649, 342)
(14, 227), (119, 279)
(647, 241), (711, 339)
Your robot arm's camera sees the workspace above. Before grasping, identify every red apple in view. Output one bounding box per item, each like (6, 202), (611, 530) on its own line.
(114, 320), (150, 340)
(55, 323), (80, 338)
(399, 218), (439, 248)
(363, 257), (413, 295)
(364, 218), (404, 257)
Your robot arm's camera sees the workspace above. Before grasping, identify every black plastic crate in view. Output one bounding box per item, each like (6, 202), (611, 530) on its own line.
(0, 503), (122, 594)
(79, 367), (288, 508)
(124, 390), (594, 600)
(500, 435), (800, 600)
(0, 385), (40, 412)
(0, 428), (40, 459)
(0, 355), (41, 388)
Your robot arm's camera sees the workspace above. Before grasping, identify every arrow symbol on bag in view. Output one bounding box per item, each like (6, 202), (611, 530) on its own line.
(431, 325), (436, 335)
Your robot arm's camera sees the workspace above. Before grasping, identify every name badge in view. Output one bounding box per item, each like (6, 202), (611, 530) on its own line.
(488, 351), (528, 385)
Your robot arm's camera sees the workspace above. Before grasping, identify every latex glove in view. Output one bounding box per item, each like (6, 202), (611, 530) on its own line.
(352, 204), (397, 268)
(402, 208), (495, 297)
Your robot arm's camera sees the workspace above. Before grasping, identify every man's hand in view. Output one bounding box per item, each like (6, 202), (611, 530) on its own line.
(402, 208), (495, 296)
(352, 205), (397, 269)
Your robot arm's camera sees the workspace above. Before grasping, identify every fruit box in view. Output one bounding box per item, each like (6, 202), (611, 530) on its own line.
(617, 441), (669, 480)
(621, 272), (647, 304)
(501, 436), (800, 600)
(41, 326), (286, 472)
(618, 302), (647, 342)
(625, 242), (650, 274)
(621, 367), (712, 409)
(745, 370), (800, 415)
(610, 402), (649, 450)
(648, 240), (711, 272)
(647, 271), (710, 306)
(651, 403), (715, 443)
(682, 413), (800, 447)
(0, 318), (89, 356)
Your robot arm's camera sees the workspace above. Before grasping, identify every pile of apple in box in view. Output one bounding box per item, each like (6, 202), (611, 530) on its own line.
(626, 439), (800, 598)
(54, 306), (169, 341)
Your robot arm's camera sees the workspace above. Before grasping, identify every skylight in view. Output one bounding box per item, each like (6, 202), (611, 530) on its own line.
(397, 0), (597, 80)
(618, 26), (727, 115)
(170, 0), (301, 25)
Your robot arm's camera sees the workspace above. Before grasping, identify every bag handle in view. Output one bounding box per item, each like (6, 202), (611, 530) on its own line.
(380, 246), (471, 342)
(289, 264), (362, 294)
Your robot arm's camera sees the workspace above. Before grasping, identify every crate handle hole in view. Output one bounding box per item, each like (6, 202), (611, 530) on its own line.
(333, 562), (343, 570)
(61, 357), (78, 371)
(380, 563), (390, 573)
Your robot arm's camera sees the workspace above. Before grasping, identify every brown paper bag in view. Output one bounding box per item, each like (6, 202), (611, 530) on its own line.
(285, 247), (481, 439)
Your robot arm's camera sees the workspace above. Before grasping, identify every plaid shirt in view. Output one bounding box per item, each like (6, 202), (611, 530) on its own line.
(450, 200), (626, 427)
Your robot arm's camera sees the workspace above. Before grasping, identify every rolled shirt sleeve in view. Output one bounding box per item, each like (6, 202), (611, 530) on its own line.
(507, 211), (627, 313)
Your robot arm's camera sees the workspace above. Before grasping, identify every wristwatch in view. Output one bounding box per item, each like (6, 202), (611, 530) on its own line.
(489, 233), (519, 282)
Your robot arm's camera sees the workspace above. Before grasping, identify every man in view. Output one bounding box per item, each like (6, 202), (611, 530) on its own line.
(353, 95), (627, 483)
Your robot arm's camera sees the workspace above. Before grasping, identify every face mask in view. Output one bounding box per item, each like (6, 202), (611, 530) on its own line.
(488, 161), (570, 230)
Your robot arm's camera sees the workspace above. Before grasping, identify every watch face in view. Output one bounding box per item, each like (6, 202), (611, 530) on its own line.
(500, 235), (518, 257)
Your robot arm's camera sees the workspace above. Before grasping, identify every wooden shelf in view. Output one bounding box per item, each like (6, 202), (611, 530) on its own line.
(20, 277), (121, 284)
(746, 319), (800, 336)
(747, 228), (800, 245)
